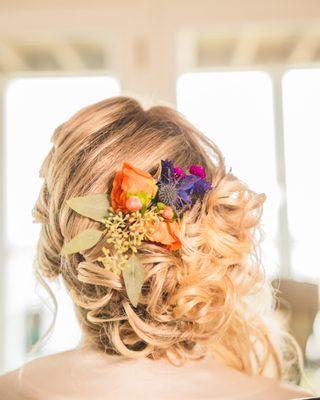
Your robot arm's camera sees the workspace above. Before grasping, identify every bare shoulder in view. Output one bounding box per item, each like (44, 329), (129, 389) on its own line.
(0, 350), (315, 400)
(0, 349), (82, 400)
(228, 371), (314, 400)
(0, 348), (122, 400)
(271, 381), (315, 400)
(0, 367), (23, 400)
(199, 358), (314, 400)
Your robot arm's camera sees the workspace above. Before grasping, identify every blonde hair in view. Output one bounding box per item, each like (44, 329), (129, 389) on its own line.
(33, 96), (298, 379)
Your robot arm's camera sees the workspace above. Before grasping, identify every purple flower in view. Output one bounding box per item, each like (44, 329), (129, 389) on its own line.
(156, 160), (212, 211)
(194, 179), (212, 194)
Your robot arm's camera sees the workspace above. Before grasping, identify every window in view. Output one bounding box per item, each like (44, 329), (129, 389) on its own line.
(282, 68), (320, 280)
(177, 71), (279, 276)
(4, 75), (120, 371)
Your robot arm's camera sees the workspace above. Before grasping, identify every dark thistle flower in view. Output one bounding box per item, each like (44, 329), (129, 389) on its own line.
(156, 160), (212, 211)
(156, 160), (181, 208)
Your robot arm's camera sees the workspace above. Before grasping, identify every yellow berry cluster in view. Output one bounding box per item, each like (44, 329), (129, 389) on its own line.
(98, 206), (164, 275)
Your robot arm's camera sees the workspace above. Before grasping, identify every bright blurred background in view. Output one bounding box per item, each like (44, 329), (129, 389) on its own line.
(0, 0), (320, 391)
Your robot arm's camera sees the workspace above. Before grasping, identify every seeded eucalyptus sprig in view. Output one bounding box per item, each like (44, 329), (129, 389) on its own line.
(60, 194), (145, 307)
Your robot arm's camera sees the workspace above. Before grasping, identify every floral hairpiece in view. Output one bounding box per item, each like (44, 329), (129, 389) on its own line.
(61, 160), (212, 307)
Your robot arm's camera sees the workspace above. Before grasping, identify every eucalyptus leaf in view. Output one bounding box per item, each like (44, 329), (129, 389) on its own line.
(123, 255), (144, 307)
(61, 229), (103, 255)
(67, 194), (109, 222)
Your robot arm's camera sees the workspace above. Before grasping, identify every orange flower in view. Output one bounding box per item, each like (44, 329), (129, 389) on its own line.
(111, 163), (157, 211)
(146, 220), (181, 250)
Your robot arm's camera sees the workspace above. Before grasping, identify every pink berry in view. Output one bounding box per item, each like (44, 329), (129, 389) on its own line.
(126, 196), (142, 211)
(162, 206), (174, 220)
(189, 165), (206, 179)
(174, 167), (186, 178)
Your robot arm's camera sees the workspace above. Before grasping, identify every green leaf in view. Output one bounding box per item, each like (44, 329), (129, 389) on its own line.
(67, 194), (109, 222)
(61, 229), (103, 255)
(123, 255), (144, 307)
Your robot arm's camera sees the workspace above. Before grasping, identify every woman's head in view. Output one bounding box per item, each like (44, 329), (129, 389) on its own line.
(33, 96), (295, 378)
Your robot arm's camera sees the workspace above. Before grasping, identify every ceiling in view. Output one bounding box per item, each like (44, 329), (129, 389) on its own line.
(0, 1), (320, 74)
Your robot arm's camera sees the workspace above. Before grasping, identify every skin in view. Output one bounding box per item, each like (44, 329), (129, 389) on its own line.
(0, 346), (314, 400)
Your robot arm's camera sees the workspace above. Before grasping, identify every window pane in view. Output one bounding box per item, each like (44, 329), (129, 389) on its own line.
(5, 76), (120, 248)
(4, 76), (120, 371)
(177, 71), (279, 276)
(282, 69), (320, 280)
